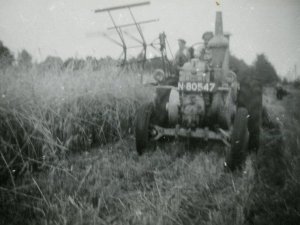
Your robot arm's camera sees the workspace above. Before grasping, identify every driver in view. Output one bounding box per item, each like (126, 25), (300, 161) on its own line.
(199, 32), (213, 61)
(173, 39), (189, 75)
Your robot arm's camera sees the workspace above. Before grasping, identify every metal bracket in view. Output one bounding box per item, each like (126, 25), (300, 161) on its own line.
(219, 128), (231, 147)
(151, 125), (228, 144)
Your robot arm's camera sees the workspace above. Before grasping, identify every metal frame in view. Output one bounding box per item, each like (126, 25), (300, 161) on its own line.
(95, 2), (150, 13)
(107, 19), (159, 30)
(151, 125), (230, 146)
(94, 1), (158, 67)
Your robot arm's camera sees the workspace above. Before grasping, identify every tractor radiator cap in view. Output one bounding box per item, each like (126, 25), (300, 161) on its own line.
(208, 35), (228, 48)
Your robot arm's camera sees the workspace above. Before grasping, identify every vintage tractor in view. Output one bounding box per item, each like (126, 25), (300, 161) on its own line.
(135, 11), (254, 171)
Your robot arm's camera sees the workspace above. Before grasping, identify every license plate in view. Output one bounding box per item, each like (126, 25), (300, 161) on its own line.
(178, 81), (216, 92)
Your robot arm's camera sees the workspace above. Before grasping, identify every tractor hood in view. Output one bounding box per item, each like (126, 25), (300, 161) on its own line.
(208, 11), (229, 68)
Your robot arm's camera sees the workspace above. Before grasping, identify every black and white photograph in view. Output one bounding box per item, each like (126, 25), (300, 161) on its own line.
(0, 0), (299, 224)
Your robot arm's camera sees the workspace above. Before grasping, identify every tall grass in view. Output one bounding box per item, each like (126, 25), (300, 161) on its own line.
(1, 140), (255, 225)
(244, 87), (300, 225)
(0, 64), (256, 225)
(0, 65), (153, 184)
(1, 65), (299, 224)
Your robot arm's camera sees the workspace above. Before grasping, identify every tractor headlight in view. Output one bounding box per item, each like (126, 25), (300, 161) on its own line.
(153, 69), (165, 83)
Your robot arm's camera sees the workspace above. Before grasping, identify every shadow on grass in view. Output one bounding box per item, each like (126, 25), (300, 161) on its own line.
(245, 98), (300, 225)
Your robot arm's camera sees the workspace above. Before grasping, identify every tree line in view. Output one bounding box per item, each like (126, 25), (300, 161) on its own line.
(0, 40), (280, 85)
(230, 54), (279, 86)
(0, 41), (116, 72)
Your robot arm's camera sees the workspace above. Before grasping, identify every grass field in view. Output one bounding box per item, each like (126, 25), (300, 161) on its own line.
(0, 66), (299, 225)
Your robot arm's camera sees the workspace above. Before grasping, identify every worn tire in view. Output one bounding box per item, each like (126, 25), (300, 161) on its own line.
(135, 102), (154, 155)
(238, 76), (262, 153)
(226, 107), (249, 171)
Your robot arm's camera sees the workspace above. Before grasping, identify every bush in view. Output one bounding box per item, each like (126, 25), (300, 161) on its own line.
(293, 79), (300, 88)
(0, 41), (14, 70)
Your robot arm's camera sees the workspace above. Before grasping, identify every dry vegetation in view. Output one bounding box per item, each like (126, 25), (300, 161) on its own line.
(0, 64), (299, 225)
(0, 65), (152, 174)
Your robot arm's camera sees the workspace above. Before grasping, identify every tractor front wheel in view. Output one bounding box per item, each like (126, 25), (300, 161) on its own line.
(135, 102), (155, 155)
(225, 107), (249, 171)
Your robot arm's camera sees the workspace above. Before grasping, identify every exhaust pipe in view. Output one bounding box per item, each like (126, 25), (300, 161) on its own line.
(208, 11), (229, 68)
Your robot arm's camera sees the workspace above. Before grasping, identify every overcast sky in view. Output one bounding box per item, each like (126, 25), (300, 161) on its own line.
(0, 0), (299, 79)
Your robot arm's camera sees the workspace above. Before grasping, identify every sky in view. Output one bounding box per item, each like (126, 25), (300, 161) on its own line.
(0, 0), (300, 79)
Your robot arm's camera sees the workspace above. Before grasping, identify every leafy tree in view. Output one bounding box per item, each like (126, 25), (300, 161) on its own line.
(17, 49), (32, 69)
(229, 54), (251, 82)
(282, 77), (288, 85)
(293, 78), (300, 88)
(230, 55), (249, 73)
(40, 56), (63, 71)
(0, 41), (14, 70)
(254, 54), (279, 85)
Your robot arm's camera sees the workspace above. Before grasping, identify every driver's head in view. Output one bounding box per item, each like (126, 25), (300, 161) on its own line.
(178, 39), (186, 50)
(202, 32), (213, 46)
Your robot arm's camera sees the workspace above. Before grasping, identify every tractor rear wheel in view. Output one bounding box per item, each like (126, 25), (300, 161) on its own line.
(225, 107), (249, 171)
(135, 102), (154, 155)
(238, 76), (262, 153)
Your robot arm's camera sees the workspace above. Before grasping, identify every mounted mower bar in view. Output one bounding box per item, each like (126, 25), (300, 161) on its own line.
(151, 125), (230, 146)
(94, 1), (150, 13)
